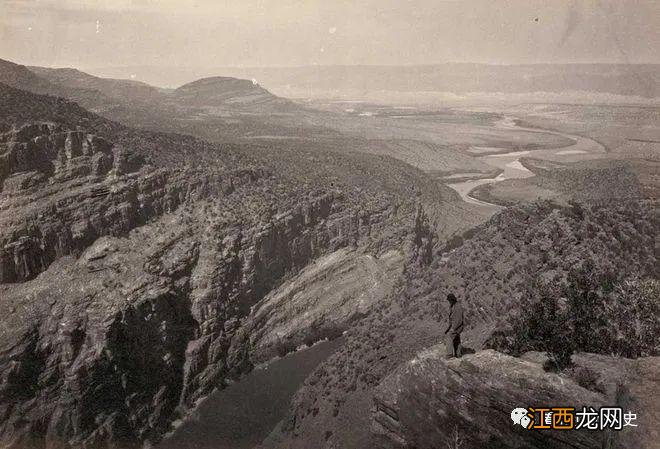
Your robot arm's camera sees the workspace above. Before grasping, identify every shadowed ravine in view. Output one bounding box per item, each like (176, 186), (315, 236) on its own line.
(156, 339), (343, 449)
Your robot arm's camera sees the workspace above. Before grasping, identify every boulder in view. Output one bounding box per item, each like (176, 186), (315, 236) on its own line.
(372, 348), (656, 449)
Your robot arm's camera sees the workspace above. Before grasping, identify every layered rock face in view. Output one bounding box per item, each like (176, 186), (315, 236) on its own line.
(0, 123), (264, 284)
(372, 348), (658, 449)
(0, 121), (420, 448)
(0, 196), (365, 448)
(0, 123), (116, 190)
(268, 200), (657, 449)
(236, 247), (404, 364)
(0, 122), (134, 282)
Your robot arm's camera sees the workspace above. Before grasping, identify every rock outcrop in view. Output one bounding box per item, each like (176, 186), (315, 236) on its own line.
(0, 191), (399, 448)
(0, 68), (484, 449)
(0, 118), (425, 448)
(372, 348), (658, 449)
(259, 199), (657, 449)
(236, 247), (404, 364)
(0, 123), (263, 284)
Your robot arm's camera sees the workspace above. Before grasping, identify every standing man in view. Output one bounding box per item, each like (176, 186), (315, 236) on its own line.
(444, 293), (464, 358)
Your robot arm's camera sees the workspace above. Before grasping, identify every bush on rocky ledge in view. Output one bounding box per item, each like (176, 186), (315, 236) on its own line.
(487, 263), (659, 369)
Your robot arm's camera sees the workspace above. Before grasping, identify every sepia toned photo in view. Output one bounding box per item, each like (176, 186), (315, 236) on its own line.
(0, 1), (658, 448)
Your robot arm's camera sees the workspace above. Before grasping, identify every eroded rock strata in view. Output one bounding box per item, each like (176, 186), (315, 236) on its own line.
(0, 115), (439, 448)
(268, 200), (658, 449)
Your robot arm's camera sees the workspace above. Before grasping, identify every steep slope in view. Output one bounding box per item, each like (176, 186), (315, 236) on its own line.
(5, 59), (315, 141)
(0, 82), (480, 449)
(0, 82), (116, 133)
(0, 59), (53, 93)
(0, 59), (109, 110)
(28, 66), (164, 104)
(269, 200), (658, 449)
(0, 81), (245, 168)
(2, 59), (657, 449)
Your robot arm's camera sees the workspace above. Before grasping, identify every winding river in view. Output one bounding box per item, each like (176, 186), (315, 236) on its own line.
(153, 114), (605, 449)
(447, 116), (606, 208)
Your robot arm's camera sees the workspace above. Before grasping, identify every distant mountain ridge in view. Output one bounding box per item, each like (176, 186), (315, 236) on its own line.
(0, 58), (296, 115)
(90, 63), (660, 98)
(0, 73), (474, 449)
(28, 66), (164, 103)
(0, 58), (51, 92)
(173, 76), (294, 111)
(0, 58), (102, 102)
(0, 58), (308, 141)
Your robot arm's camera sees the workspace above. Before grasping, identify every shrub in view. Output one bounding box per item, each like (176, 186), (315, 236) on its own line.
(274, 337), (297, 358)
(487, 266), (659, 369)
(564, 365), (606, 394)
(511, 275), (575, 370)
(303, 322), (345, 347)
(604, 277), (660, 357)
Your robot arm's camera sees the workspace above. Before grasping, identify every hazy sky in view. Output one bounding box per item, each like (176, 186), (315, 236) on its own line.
(1, 0), (658, 69)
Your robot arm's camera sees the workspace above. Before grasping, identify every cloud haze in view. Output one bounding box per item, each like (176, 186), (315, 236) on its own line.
(1, 0), (658, 69)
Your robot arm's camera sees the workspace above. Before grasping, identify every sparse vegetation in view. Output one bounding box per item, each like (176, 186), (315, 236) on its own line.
(565, 365), (606, 394)
(303, 322), (345, 348)
(481, 201), (658, 368)
(2, 53), (658, 449)
(287, 199), (658, 446)
(489, 270), (659, 369)
(445, 426), (467, 449)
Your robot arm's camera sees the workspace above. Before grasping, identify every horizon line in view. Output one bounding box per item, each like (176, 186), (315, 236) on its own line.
(84, 61), (660, 70)
(3, 55), (659, 71)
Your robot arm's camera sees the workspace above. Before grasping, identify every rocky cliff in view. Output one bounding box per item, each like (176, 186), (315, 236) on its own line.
(0, 107), (444, 448)
(0, 122), (256, 283)
(0, 187), (385, 448)
(267, 200), (658, 449)
(236, 246), (404, 365)
(372, 348), (659, 449)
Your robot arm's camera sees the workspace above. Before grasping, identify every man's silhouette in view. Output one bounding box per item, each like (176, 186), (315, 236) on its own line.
(444, 293), (464, 358)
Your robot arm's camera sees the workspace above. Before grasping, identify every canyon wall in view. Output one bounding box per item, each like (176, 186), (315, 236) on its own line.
(0, 123), (417, 448)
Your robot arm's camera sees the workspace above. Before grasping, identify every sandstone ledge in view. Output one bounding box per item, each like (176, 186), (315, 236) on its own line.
(372, 348), (658, 449)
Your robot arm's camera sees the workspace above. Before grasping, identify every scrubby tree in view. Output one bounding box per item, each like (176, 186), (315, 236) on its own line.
(488, 260), (659, 369)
